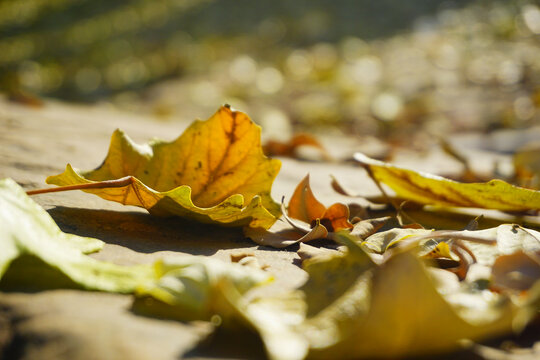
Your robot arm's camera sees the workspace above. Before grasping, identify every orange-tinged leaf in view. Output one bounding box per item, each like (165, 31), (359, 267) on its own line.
(354, 153), (540, 211)
(288, 175), (326, 223)
(321, 203), (353, 232)
(46, 106), (281, 229)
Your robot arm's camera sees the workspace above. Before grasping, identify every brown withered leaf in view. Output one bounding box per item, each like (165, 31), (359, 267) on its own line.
(263, 133), (331, 161)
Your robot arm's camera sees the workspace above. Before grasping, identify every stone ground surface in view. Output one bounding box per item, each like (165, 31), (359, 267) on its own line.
(0, 97), (539, 359)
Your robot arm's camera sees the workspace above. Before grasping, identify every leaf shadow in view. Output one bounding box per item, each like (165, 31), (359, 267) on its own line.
(47, 206), (253, 256)
(182, 326), (266, 360)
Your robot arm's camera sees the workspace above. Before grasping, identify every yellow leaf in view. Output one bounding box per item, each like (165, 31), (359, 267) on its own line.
(422, 241), (455, 260)
(303, 233), (523, 359)
(354, 153), (540, 211)
(46, 106), (281, 229)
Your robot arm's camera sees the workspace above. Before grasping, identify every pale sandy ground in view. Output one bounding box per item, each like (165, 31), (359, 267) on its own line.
(1, 98), (539, 359)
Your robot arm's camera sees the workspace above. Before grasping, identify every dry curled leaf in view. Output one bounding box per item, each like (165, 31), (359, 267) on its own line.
(245, 176), (355, 248)
(45, 106), (281, 229)
(354, 152), (540, 212)
(288, 175), (353, 232)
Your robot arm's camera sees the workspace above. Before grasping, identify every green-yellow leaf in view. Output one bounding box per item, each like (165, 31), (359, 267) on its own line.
(0, 178), (152, 292)
(46, 106), (281, 229)
(354, 152), (540, 211)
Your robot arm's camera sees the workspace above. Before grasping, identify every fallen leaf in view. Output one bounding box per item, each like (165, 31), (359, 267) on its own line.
(133, 256), (308, 360)
(361, 227), (433, 253)
(363, 224), (540, 284)
(301, 234), (374, 316)
(230, 292), (309, 360)
(0, 178), (152, 292)
(400, 225), (540, 266)
(320, 203), (352, 232)
(473, 341), (540, 360)
(244, 220), (309, 248)
(421, 241), (457, 260)
(263, 134), (331, 161)
(44, 106), (281, 229)
(354, 152), (540, 212)
(248, 219), (329, 249)
(244, 177), (354, 248)
(297, 243), (340, 263)
(492, 250), (540, 292)
(288, 175), (352, 232)
(133, 255), (272, 322)
(288, 175), (326, 224)
(302, 232), (527, 359)
(349, 216), (391, 239)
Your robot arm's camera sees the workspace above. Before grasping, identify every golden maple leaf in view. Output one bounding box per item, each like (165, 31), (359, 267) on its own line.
(45, 106), (281, 229)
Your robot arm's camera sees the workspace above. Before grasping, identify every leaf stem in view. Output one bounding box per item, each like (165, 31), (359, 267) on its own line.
(26, 176), (135, 196)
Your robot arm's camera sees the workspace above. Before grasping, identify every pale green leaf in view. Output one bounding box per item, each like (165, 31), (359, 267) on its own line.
(0, 178), (152, 292)
(133, 256), (309, 360)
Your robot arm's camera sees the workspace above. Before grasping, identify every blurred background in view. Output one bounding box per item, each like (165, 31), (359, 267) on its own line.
(1, 0), (539, 143)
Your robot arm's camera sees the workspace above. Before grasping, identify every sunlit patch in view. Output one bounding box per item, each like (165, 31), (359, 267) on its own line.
(256, 67), (283, 94)
(371, 92), (403, 121)
(286, 50), (313, 80)
(522, 4), (540, 34)
(229, 55), (257, 84)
